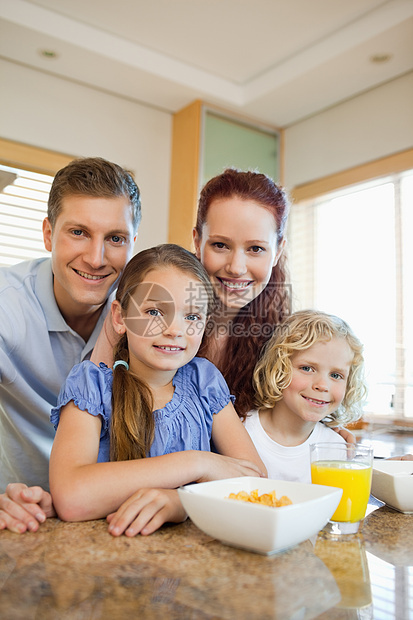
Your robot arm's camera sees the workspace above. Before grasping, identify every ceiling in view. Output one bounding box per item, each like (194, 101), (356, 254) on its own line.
(1, 0), (413, 127)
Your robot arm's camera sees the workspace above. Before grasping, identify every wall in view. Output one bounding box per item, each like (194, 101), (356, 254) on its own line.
(2, 57), (412, 238)
(0, 58), (172, 252)
(283, 72), (413, 191)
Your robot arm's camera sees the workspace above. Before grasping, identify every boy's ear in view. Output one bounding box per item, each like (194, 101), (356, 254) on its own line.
(111, 300), (126, 334)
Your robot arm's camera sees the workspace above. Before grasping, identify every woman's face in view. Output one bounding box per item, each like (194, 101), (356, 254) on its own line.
(193, 197), (284, 312)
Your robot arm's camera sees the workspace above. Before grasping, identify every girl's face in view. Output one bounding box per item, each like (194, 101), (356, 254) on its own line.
(112, 266), (209, 377)
(193, 197), (284, 312)
(279, 338), (354, 424)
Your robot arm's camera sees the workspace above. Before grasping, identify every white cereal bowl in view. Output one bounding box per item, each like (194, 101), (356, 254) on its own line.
(178, 477), (342, 555)
(371, 459), (413, 514)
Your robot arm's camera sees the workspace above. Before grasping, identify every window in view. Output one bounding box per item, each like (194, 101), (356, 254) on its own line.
(289, 169), (413, 422)
(0, 138), (74, 267)
(0, 163), (53, 267)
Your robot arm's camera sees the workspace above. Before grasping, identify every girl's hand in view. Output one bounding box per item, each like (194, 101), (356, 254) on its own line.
(0, 484), (55, 533)
(107, 489), (187, 537)
(333, 427), (356, 444)
(195, 452), (266, 483)
(387, 454), (413, 461)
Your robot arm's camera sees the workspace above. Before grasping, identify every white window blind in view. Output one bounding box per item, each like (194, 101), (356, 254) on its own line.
(288, 170), (413, 421)
(0, 163), (53, 267)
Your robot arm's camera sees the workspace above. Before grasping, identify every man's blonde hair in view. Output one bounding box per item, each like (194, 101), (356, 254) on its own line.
(253, 310), (367, 426)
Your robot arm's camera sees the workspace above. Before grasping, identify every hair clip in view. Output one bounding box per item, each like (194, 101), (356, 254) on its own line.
(113, 360), (129, 370)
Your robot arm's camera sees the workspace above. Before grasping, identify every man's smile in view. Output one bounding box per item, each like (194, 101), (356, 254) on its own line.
(73, 268), (109, 281)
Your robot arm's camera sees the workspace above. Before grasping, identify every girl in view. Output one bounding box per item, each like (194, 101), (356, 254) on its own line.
(244, 310), (367, 483)
(49, 244), (266, 535)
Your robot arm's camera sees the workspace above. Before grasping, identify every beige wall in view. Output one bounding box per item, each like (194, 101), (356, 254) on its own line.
(283, 72), (413, 191)
(2, 56), (412, 239)
(0, 58), (172, 253)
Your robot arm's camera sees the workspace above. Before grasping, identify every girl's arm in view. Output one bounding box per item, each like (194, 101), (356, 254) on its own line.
(211, 402), (267, 476)
(102, 403), (267, 538)
(49, 402), (265, 522)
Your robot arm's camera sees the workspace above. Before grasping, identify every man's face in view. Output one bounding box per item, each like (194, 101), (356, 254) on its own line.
(43, 195), (136, 317)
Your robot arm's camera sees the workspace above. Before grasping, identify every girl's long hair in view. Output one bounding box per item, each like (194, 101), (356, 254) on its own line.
(110, 244), (215, 461)
(195, 168), (291, 418)
(253, 310), (367, 426)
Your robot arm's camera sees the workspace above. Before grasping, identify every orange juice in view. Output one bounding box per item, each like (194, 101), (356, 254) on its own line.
(311, 460), (372, 522)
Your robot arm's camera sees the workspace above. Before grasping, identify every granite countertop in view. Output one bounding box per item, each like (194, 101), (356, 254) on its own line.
(1, 503), (412, 619)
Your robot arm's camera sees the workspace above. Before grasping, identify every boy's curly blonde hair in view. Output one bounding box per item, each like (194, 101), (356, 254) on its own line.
(253, 310), (367, 427)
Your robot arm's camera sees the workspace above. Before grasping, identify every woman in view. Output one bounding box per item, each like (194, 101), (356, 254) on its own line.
(193, 168), (290, 418)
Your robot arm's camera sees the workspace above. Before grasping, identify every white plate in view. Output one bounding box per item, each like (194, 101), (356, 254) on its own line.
(178, 477), (342, 555)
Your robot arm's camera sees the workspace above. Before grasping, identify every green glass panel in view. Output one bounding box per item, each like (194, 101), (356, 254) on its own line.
(202, 112), (279, 186)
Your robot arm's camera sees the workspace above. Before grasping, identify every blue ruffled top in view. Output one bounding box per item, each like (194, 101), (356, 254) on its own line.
(50, 357), (234, 462)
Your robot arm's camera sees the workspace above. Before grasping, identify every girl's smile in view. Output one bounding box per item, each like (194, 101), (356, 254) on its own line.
(301, 395), (331, 407)
(153, 345), (185, 352)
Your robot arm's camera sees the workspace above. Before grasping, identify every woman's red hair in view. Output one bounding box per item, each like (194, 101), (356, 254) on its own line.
(195, 169), (291, 418)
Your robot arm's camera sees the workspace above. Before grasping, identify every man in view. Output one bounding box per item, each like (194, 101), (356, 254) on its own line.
(0, 157), (141, 532)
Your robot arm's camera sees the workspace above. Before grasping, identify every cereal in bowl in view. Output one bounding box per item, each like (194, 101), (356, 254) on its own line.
(227, 489), (292, 507)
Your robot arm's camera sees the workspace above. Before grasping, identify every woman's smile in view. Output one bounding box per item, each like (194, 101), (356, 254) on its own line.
(217, 277), (253, 291)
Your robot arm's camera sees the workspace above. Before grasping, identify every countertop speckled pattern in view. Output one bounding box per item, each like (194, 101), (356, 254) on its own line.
(1, 502), (412, 619)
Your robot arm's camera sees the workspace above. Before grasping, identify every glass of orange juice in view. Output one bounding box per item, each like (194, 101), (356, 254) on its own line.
(310, 442), (373, 535)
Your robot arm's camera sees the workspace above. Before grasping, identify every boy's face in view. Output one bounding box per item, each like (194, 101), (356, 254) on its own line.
(280, 337), (354, 424)
(43, 194), (136, 318)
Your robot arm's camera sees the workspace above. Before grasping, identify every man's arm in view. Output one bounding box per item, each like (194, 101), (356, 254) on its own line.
(90, 309), (119, 366)
(0, 484), (56, 533)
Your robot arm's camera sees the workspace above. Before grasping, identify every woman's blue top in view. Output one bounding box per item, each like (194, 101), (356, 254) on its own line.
(50, 357), (234, 462)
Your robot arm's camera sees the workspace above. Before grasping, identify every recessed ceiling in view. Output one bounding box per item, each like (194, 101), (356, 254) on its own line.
(1, 0), (412, 127)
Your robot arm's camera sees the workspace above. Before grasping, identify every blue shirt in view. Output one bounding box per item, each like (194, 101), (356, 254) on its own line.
(0, 258), (110, 491)
(51, 357), (233, 461)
